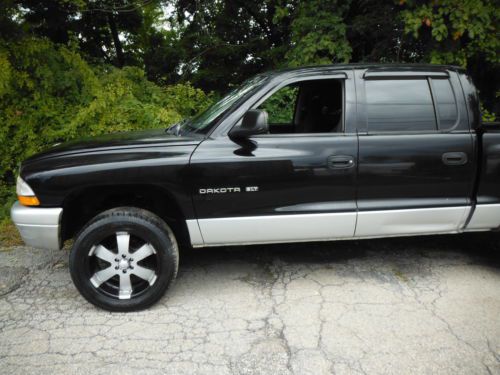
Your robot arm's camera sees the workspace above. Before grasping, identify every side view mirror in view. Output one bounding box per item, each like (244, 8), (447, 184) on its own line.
(229, 109), (269, 139)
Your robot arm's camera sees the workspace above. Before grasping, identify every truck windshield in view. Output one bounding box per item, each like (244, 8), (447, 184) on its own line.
(180, 74), (268, 135)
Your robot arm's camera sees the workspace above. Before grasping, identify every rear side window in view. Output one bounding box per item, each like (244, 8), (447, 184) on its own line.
(365, 79), (436, 132)
(431, 78), (458, 130)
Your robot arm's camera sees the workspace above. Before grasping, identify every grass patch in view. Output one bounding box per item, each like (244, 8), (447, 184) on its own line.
(0, 220), (23, 248)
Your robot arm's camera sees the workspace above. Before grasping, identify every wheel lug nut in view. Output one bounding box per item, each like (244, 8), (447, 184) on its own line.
(122, 270), (127, 273)
(115, 266), (119, 270)
(130, 266), (134, 269)
(122, 254), (126, 258)
(115, 258), (119, 262)
(130, 258), (134, 262)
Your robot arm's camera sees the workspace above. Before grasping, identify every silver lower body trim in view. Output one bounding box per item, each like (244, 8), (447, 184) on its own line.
(355, 206), (471, 237)
(186, 219), (204, 247)
(10, 202), (63, 250)
(465, 203), (500, 230)
(188, 212), (356, 247)
(187, 206), (478, 247)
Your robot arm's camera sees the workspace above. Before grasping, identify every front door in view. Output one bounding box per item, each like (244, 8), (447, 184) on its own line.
(189, 73), (358, 246)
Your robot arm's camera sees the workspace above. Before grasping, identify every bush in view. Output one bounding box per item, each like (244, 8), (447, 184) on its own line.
(0, 37), (213, 219)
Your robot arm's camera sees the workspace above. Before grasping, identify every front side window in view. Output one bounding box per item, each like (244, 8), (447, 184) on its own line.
(259, 85), (299, 125)
(257, 79), (344, 134)
(365, 79), (436, 132)
(182, 74), (269, 134)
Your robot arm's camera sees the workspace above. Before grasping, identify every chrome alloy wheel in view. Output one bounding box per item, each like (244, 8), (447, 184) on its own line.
(88, 231), (158, 300)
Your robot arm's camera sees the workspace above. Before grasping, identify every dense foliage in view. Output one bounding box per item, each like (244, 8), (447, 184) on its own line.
(0, 0), (498, 220)
(0, 37), (212, 218)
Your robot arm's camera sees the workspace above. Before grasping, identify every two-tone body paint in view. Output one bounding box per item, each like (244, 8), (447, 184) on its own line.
(16, 64), (500, 249)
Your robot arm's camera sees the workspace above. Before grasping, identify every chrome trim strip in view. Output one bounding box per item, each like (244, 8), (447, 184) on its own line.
(355, 206), (470, 237)
(465, 204), (500, 230)
(10, 202), (63, 250)
(194, 212), (356, 247)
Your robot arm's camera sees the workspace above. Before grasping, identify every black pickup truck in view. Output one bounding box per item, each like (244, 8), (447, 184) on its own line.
(11, 64), (500, 311)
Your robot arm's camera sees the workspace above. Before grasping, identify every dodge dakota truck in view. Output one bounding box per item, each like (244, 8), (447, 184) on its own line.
(11, 64), (500, 311)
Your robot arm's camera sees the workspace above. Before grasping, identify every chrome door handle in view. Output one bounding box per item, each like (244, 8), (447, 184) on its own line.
(442, 152), (468, 166)
(328, 155), (355, 169)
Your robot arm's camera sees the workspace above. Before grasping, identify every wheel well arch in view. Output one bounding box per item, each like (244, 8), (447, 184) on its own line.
(61, 184), (190, 248)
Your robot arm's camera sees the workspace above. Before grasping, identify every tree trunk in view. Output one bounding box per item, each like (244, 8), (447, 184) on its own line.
(107, 13), (124, 67)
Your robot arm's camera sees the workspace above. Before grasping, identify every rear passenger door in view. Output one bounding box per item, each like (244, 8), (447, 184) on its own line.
(354, 69), (474, 237)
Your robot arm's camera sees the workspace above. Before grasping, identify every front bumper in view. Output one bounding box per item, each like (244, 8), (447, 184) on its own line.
(10, 202), (63, 250)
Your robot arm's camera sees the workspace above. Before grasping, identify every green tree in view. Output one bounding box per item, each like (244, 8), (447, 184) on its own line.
(7, 1), (170, 70)
(400, 0), (499, 65)
(399, 0), (499, 116)
(281, 0), (352, 66)
(172, 0), (294, 92)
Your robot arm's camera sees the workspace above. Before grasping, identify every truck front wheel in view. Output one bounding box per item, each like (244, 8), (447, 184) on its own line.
(69, 207), (179, 311)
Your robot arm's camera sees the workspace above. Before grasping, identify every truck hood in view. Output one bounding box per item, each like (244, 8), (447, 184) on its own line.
(24, 129), (203, 163)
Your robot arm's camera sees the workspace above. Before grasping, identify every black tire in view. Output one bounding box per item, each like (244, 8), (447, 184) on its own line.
(69, 207), (179, 312)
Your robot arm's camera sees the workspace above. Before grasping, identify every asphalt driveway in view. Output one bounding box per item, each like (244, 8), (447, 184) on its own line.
(1, 233), (499, 375)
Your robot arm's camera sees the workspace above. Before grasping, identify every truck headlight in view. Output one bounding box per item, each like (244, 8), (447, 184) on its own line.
(16, 176), (40, 206)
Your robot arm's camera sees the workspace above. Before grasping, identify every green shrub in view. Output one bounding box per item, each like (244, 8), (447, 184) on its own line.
(0, 37), (213, 219)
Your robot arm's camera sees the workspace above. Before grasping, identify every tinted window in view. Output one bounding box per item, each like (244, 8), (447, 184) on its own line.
(182, 74), (268, 134)
(256, 79), (343, 134)
(366, 79), (436, 132)
(259, 85), (299, 124)
(431, 78), (458, 130)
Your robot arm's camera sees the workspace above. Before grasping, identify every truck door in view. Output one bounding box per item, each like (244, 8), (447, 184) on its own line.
(354, 69), (474, 237)
(188, 71), (358, 246)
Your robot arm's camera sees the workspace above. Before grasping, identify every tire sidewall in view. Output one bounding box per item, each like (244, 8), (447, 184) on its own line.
(70, 209), (178, 311)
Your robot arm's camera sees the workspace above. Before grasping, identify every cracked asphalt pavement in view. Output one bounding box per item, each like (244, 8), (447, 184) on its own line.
(1, 233), (499, 375)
